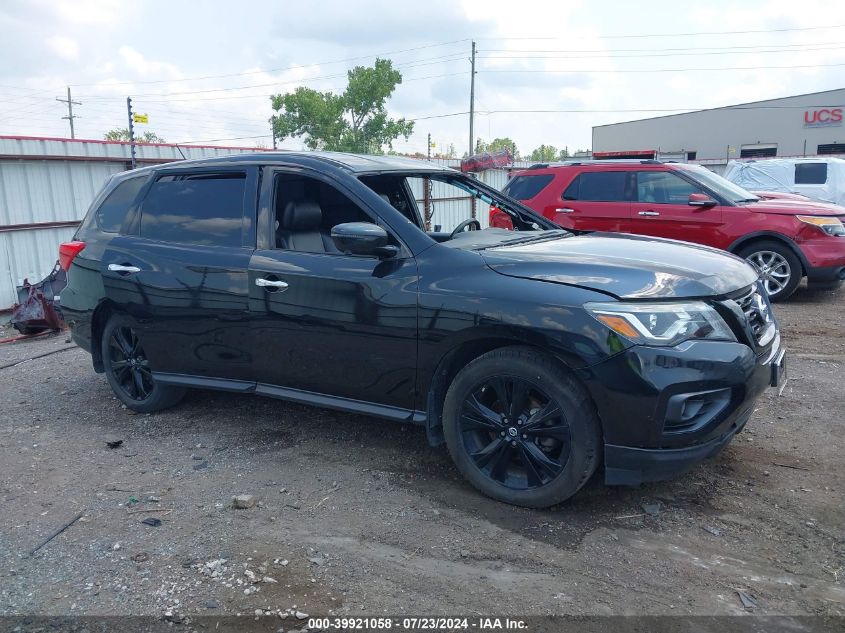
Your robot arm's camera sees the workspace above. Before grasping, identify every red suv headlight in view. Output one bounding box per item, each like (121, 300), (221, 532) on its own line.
(796, 215), (845, 237)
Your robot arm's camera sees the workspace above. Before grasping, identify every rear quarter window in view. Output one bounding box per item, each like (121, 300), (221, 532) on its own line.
(503, 174), (554, 200)
(563, 171), (630, 202)
(96, 176), (148, 233)
(140, 173), (246, 247)
(794, 163), (827, 185)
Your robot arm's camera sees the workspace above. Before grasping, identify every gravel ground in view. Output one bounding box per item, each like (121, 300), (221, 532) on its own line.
(0, 284), (843, 620)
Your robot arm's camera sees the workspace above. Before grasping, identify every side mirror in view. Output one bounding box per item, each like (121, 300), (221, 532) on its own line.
(331, 222), (396, 258)
(688, 193), (717, 208)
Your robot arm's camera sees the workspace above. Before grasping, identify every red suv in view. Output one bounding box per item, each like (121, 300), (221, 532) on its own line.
(493, 160), (845, 300)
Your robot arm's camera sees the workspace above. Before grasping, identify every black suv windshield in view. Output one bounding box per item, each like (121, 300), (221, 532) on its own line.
(679, 165), (760, 204)
(359, 171), (558, 242)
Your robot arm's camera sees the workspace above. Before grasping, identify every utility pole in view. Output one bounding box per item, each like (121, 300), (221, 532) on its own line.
(56, 86), (81, 139)
(468, 40), (476, 158)
(427, 133), (431, 161)
(271, 116), (278, 150)
(126, 97), (137, 170)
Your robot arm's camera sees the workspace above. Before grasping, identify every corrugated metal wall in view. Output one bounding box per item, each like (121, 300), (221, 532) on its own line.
(0, 139), (529, 309)
(0, 136), (266, 309)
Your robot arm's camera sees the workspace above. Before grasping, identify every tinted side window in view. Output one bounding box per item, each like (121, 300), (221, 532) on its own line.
(636, 171), (699, 204)
(564, 172), (629, 202)
(140, 173), (246, 246)
(96, 176), (147, 233)
(503, 174), (554, 200)
(795, 163), (827, 184)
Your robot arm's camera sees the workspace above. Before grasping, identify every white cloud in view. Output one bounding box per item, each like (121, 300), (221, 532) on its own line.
(2, 0), (844, 152)
(118, 46), (183, 79)
(46, 0), (122, 25)
(46, 36), (79, 62)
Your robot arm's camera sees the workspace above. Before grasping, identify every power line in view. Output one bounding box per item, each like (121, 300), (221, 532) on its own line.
(477, 44), (845, 61)
(94, 55), (467, 99)
(74, 70), (471, 104)
(477, 40), (845, 55)
(175, 134), (272, 145)
(68, 39), (471, 88)
(478, 62), (845, 74)
(476, 23), (845, 41)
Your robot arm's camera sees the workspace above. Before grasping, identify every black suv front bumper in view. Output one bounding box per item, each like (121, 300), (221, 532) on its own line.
(579, 335), (784, 486)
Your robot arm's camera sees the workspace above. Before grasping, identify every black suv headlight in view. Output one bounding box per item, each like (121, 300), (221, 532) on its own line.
(585, 301), (736, 347)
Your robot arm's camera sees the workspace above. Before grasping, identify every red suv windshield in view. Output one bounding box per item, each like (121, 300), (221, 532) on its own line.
(676, 165), (760, 204)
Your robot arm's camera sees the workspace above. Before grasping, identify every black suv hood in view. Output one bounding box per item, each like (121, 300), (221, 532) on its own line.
(481, 232), (758, 299)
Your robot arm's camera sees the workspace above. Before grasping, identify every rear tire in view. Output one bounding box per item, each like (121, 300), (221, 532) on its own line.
(101, 316), (186, 413)
(442, 346), (601, 508)
(737, 240), (802, 301)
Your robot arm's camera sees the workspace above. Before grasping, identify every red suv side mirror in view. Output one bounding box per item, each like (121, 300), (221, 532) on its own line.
(688, 193), (717, 208)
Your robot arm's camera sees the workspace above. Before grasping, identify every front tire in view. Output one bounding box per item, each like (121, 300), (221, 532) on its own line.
(442, 347), (601, 508)
(738, 241), (802, 301)
(101, 316), (186, 413)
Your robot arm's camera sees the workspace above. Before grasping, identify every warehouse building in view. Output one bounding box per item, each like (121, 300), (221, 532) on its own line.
(592, 88), (845, 163)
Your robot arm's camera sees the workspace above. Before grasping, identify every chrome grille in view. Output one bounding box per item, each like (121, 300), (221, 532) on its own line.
(734, 286), (774, 345)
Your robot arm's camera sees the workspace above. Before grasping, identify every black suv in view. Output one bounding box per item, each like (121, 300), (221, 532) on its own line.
(59, 153), (785, 508)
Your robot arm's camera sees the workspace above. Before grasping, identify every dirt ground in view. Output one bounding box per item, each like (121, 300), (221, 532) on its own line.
(0, 284), (843, 621)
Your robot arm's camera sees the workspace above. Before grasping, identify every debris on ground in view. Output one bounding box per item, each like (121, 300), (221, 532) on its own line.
(640, 502), (661, 517)
(737, 590), (759, 610)
(141, 517), (162, 527)
(104, 437), (123, 449)
(27, 511), (85, 557)
(232, 494), (257, 509)
(702, 526), (722, 537)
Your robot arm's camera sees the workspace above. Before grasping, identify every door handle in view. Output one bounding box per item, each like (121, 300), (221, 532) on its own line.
(555, 207), (576, 213)
(638, 210), (660, 217)
(255, 278), (289, 290)
(107, 263), (141, 274)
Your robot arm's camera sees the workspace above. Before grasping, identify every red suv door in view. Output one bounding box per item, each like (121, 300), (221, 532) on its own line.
(553, 170), (634, 232)
(628, 170), (724, 245)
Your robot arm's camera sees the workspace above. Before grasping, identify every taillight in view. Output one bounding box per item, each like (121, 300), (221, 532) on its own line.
(59, 241), (86, 271)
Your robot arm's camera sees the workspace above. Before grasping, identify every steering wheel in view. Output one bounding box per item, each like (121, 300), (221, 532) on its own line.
(449, 218), (482, 239)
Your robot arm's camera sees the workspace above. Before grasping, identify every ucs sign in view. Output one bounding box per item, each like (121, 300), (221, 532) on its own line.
(804, 108), (843, 128)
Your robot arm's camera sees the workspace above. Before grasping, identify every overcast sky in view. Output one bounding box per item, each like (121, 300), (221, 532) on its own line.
(1, 0), (844, 158)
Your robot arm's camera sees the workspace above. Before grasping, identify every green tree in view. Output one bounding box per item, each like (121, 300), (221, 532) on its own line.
(104, 128), (166, 143)
(529, 144), (559, 162)
(558, 147), (570, 160)
(475, 137), (518, 158)
(270, 58), (414, 153)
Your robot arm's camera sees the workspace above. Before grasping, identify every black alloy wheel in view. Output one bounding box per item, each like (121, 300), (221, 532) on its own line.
(442, 347), (601, 508)
(107, 325), (153, 401)
(460, 376), (570, 490)
(101, 316), (185, 412)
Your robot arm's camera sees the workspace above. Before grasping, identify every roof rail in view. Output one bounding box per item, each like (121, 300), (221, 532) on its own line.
(526, 159), (663, 169)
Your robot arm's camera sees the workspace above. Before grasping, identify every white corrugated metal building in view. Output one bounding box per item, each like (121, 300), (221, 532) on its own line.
(0, 136), (528, 310)
(0, 136), (271, 309)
